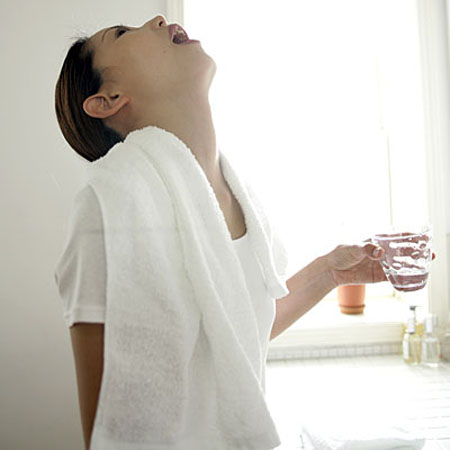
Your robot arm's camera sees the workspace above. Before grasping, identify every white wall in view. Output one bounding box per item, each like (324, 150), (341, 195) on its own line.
(0, 1), (167, 449)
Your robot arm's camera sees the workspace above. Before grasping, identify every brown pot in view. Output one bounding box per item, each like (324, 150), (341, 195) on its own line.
(337, 284), (366, 314)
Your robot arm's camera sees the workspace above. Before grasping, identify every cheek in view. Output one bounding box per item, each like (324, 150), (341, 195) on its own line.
(118, 43), (179, 90)
(126, 60), (175, 96)
(129, 45), (168, 73)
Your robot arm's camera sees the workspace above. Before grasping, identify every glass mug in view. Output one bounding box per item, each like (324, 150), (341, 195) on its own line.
(370, 224), (433, 292)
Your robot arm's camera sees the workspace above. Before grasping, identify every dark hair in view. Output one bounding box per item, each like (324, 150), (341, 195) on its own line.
(54, 37), (124, 162)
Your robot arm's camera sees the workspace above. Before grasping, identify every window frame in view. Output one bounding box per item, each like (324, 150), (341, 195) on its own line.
(166, 0), (184, 26)
(415, 0), (450, 341)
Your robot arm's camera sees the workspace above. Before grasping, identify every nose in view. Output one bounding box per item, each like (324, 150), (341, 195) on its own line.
(149, 14), (168, 28)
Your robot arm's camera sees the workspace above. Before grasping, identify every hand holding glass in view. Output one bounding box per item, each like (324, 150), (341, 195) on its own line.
(370, 224), (433, 292)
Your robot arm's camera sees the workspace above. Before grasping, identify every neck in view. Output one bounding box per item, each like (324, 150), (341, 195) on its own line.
(130, 93), (228, 196)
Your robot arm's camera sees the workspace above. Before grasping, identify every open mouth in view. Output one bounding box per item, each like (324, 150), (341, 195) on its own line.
(169, 24), (199, 45)
(169, 24), (189, 43)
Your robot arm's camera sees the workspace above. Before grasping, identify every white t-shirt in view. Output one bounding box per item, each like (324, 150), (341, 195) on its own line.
(54, 184), (277, 443)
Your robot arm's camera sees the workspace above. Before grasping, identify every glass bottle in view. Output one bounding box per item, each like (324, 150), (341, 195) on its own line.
(421, 314), (440, 367)
(441, 312), (450, 362)
(403, 307), (421, 365)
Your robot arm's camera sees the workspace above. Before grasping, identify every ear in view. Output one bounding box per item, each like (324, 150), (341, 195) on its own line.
(82, 92), (130, 119)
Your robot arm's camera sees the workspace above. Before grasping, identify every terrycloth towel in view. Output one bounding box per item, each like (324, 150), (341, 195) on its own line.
(299, 409), (426, 450)
(86, 125), (290, 449)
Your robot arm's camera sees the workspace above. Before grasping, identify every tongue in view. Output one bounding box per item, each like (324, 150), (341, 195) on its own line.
(174, 34), (188, 44)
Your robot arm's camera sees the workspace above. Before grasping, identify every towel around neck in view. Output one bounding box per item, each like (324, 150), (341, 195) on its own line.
(86, 125), (290, 449)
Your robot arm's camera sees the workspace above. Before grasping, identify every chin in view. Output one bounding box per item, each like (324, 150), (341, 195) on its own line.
(203, 53), (217, 80)
(188, 54), (216, 86)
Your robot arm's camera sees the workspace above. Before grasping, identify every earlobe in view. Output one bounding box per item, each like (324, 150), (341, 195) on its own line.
(82, 93), (129, 119)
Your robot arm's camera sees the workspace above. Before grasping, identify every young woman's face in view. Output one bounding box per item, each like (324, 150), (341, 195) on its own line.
(88, 15), (215, 105)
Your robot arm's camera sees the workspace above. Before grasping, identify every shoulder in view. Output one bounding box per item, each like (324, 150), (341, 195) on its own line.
(54, 184), (106, 301)
(67, 184), (103, 237)
(73, 184), (99, 214)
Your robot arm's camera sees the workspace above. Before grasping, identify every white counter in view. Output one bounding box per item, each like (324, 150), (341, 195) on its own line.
(266, 354), (450, 449)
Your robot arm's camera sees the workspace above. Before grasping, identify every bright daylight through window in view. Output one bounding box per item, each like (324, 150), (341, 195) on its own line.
(184, 0), (429, 305)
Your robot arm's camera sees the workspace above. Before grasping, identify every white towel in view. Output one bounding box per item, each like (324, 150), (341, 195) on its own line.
(86, 125), (290, 449)
(299, 410), (426, 450)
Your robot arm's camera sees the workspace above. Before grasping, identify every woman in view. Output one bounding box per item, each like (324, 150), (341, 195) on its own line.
(54, 13), (434, 450)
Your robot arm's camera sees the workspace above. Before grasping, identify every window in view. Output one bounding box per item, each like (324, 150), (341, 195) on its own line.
(183, 0), (430, 305)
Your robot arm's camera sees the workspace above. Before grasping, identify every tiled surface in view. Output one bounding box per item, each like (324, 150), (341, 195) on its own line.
(268, 341), (403, 361)
(265, 354), (450, 449)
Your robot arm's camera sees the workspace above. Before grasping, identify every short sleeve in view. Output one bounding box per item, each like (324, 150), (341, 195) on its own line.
(54, 184), (106, 327)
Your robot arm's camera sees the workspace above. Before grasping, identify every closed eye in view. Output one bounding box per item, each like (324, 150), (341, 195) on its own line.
(116, 27), (129, 38)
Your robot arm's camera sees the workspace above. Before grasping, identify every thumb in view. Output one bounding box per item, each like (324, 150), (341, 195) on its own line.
(363, 242), (384, 259)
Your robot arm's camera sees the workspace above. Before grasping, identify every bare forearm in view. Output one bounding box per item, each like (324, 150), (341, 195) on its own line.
(270, 254), (336, 340)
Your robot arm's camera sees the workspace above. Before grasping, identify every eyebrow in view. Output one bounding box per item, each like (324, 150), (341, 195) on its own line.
(101, 24), (127, 44)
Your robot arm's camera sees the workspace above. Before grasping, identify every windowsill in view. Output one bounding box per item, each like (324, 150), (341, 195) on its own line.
(268, 294), (429, 359)
(290, 295), (407, 329)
